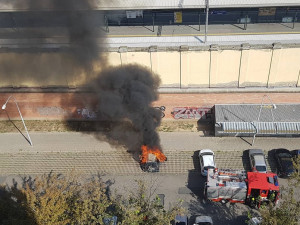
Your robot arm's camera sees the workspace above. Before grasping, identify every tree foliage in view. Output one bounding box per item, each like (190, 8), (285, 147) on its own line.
(259, 186), (300, 225)
(0, 173), (184, 225)
(113, 179), (184, 225)
(0, 171), (111, 225)
(22, 171), (111, 225)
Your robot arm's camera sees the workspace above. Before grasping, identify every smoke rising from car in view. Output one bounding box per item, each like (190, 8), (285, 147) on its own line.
(82, 64), (162, 152)
(7, 0), (163, 155)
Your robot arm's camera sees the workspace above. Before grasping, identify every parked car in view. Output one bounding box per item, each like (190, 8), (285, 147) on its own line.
(291, 149), (300, 158)
(199, 149), (216, 176)
(249, 149), (267, 173)
(173, 214), (188, 225)
(249, 217), (262, 225)
(193, 216), (213, 225)
(103, 216), (117, 225)
(274, 148), (294, 177)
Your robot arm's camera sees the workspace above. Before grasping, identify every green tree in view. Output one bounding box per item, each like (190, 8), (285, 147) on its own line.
(259, 186), (300, 225)
(113, 179), (184, 225)
(21, 171), (111, 225)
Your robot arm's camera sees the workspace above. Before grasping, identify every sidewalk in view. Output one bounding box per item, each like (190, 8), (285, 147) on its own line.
(0, 132), (299, 175)
(0, 23), (299, 48)
(1, 132), (299, 153)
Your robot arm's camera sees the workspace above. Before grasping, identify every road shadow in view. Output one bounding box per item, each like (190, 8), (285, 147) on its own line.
(3, 110), (32, 145)
(239, 136), (253, 146)
(192, 150), (200, 173)
(143, 26), (155, 32)
(267, 149), (278, 173)
(193, 36), (204, 43)
(188, 199), (250, 225)
(197, 120), (214, 136)
(186, 25), (200, 32)
(0, 178), (37, 224)
(183, 151), (207, 201)
(231, 23), (246, 30)
(197, 107), (214, 136)
(279, 22), (295, 29)
(242, 150), (251, 172)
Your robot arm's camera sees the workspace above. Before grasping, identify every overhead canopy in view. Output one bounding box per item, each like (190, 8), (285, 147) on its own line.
(215, 104), (300, 136)
(0, 0), (299, 11)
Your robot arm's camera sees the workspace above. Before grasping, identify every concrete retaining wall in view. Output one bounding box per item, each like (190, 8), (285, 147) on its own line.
(0, 43), (299, 89)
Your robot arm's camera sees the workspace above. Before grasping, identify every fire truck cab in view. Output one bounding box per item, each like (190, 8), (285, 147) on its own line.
(205, 168), (279, 207)
(246, 172), (280, 207)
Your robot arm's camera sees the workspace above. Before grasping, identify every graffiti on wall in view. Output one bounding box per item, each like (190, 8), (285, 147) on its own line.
(77, 108), (97, 119)
(154, 106), (166, 118)
(171, 107), (214, 120)
(37, 107), (97, 119)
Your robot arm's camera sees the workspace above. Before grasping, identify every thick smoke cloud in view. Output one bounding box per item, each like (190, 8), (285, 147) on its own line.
(0, 0), (104, 86)
(6, 0), (163, 156)
(83, 64), (162, 152)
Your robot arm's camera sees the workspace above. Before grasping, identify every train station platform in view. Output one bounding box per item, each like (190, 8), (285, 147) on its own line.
(0, 23), (299, 49)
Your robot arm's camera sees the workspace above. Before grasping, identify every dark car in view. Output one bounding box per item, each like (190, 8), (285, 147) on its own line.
(274, 149), (294, 177)
(173, 214), (188, 225)
(291, 149), (300, 158)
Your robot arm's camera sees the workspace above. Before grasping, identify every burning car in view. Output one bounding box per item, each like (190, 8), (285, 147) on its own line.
(140, 145), (167, 172)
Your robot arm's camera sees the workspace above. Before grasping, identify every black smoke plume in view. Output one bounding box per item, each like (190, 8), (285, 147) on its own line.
(8, 0), (163, 155)
(83, 64), (162, 152)
(0, 0), (104, 86)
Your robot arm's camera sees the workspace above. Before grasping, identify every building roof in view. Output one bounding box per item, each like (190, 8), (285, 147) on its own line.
(215, 104), (300, 135)
(0, 0), (299, 11)
(215, 104), (300, 123)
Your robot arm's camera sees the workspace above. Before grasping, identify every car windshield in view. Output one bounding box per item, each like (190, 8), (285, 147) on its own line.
(204, 166), (215, 170)
(279, 153), (291, 158)
(256, 166), (267, 172)
(203, 152), (213, 155)
(281, 158), (294, 172)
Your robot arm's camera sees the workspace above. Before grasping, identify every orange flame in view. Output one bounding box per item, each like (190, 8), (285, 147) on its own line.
(140, 145), (167, 164)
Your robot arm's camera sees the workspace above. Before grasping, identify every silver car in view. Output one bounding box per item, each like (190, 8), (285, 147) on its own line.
(249, 149), (267, 173)
(199, 149), (216, 176)
(193, 216), (213, 225)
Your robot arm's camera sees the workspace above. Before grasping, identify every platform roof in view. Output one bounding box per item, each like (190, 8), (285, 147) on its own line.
(215, 104), (300, 123)
(0, 0), (299, 11)
(215, 104), (300, 135)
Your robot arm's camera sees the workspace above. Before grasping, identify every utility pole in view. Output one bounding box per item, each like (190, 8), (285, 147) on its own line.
(205, 0), (209, 43)
(198, 10), (201, 31)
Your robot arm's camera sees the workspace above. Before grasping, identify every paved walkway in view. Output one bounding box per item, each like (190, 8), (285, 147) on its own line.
(0, 23), (299, 48)
(0, 33), (299, 49)
(0, 132), (298, 175)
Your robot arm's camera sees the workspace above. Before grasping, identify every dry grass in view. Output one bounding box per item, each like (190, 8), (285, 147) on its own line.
(0, 119), (213, 134)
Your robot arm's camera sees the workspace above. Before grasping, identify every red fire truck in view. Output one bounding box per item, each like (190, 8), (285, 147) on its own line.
(205, 168), (280, 207)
